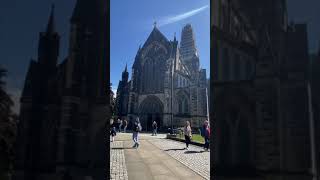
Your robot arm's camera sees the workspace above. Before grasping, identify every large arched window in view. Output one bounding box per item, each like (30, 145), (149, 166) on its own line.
(179, 99), (183, 113)
(141, 49), (166, 93)
(183, 98), (188, 113)
(177, 92), (189, 114)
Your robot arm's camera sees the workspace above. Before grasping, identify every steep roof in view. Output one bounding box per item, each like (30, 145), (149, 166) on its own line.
(133, 25), (171, 69)
(46, 4), (56, 34)
(141, 26), (170, 50)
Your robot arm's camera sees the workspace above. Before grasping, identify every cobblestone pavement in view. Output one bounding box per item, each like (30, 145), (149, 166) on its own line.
(112, 132), (167, 141)
(110, 141), (128, 180)
(149, 139), (210, 180)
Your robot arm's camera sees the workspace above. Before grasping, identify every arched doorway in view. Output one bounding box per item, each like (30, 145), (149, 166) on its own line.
(214, 87), (255, 168)
(139, 96), (164, 132)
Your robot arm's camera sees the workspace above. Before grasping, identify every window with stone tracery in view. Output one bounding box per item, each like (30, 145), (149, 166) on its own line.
(140, 46), (166, 93)
(177, 92), (189, 114)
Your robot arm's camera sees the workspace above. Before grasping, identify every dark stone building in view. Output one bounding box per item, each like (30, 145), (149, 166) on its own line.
(116, 24), (208, 131)
(115, 65), (130, 118)
(14, 1), (108, 179)
(212, 0), (313, 179)
(311, 48), (320, 178)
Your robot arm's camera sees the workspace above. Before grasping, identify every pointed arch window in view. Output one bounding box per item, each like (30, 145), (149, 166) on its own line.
(179, 99), (183, 113)
(178, 94), (189, 114)
(183, 98), (188, 113)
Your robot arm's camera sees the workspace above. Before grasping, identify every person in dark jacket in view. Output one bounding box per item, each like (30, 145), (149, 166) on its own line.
(110, 121), (117, 142)
(123, 119), (128, 133)
(201, 120), (210, 151)
(132, 117), (142, 148)
(152, 121), (157, 136)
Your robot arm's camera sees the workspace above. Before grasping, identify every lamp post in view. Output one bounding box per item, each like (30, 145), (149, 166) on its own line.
(308, 81), (317, 180)
(206, 86), (209, 122)
(171, 56), (174, 131)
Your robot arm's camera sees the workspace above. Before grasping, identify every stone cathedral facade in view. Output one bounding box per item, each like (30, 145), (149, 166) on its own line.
(14, 1), (108, 179)
(212, 0), (312, 179)
(116, 24), (208, 131)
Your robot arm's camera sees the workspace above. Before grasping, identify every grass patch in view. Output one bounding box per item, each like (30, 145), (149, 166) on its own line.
(175, 133), (204, 144)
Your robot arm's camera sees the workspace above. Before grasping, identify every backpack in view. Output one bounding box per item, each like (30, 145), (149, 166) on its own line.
(153, 122), (157, 128)
(206, 127), (211, 137)
(138, 123), (142, 132)
(135, 123), (142, 132)
(201, 126), (206, 137)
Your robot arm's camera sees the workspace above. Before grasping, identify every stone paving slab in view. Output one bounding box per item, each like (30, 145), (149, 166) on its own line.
(110, 141), (128, 180)
(110, 133), (208, 180)
(149, 139), (210, 180)
(123, 139), (205, 180)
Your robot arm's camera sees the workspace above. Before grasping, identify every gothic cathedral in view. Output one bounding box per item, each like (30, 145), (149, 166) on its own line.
(14, 0), (108, 179)
(115, 24), (208, 131)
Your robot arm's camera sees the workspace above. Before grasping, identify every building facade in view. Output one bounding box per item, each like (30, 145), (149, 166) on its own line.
(14, 1), (108, 179)
(115, 64), (130, 117)
(116, 24), (208, 131)
(212, 0), (312, 179)
(311, 48), (320, 178)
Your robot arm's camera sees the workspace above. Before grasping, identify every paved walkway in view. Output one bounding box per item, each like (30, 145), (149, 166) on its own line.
(110, 133), (210, 180)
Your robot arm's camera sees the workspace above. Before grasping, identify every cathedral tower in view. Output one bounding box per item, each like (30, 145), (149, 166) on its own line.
(116, 64), (130, 117)
(15, 1), (108, 179)
(180, 24), (200, 75)
(14, 5), (60, 180)
(38, 5), (60, 71)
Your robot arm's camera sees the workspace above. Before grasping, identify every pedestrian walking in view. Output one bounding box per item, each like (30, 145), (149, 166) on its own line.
(152, 121), (158, 136)
(184, 121), (192, 150)
(132, 117), (142, 148)
(117, 118), (121, 132)
(123, 119), (128, 133)
(201, 120), (210, 151)
(110, 121), (117, 142)
(119, 119), (123, 132)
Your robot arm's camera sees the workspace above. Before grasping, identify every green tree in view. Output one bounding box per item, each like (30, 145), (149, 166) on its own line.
(0, 67), (17, 180)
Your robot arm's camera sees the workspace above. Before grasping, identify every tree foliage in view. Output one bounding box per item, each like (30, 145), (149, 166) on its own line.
(0, 67), (18, 179)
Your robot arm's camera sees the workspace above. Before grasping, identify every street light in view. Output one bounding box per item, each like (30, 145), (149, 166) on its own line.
(308, 73), (317, 180)
(171, 56), (174, 131)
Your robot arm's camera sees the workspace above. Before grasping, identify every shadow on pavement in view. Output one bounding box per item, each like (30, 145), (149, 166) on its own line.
(111, 147), (135, 150)
(184, 150), (205, 154)
(164, 148), (186, 151)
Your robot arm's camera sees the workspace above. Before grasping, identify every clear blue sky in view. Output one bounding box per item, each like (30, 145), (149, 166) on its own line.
(0, 0), (319, 113)
(111, 0), (210, 92)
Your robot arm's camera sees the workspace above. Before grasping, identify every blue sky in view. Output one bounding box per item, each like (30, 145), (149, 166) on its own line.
(0, 0), (319, 113)
(111, 0), (210, 92)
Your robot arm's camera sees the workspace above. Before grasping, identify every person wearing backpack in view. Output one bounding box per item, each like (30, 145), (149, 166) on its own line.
(119, 119), (123, 132)
(116, 118), (121, 132)
(152, 121), (157, 136)
(110, 121), (117, 142)
(132, 117), (142, 148)
(184, 121), (192, 150)
(201, 120), (210, 151)
(123, 119), (128, 133)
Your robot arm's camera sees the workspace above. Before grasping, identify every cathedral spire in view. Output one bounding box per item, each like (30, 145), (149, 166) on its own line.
(38, 3), (60, 68)
(46, 4), (55, 34)
(122, 64), (129, 81)
(153, 21), (157, 28)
